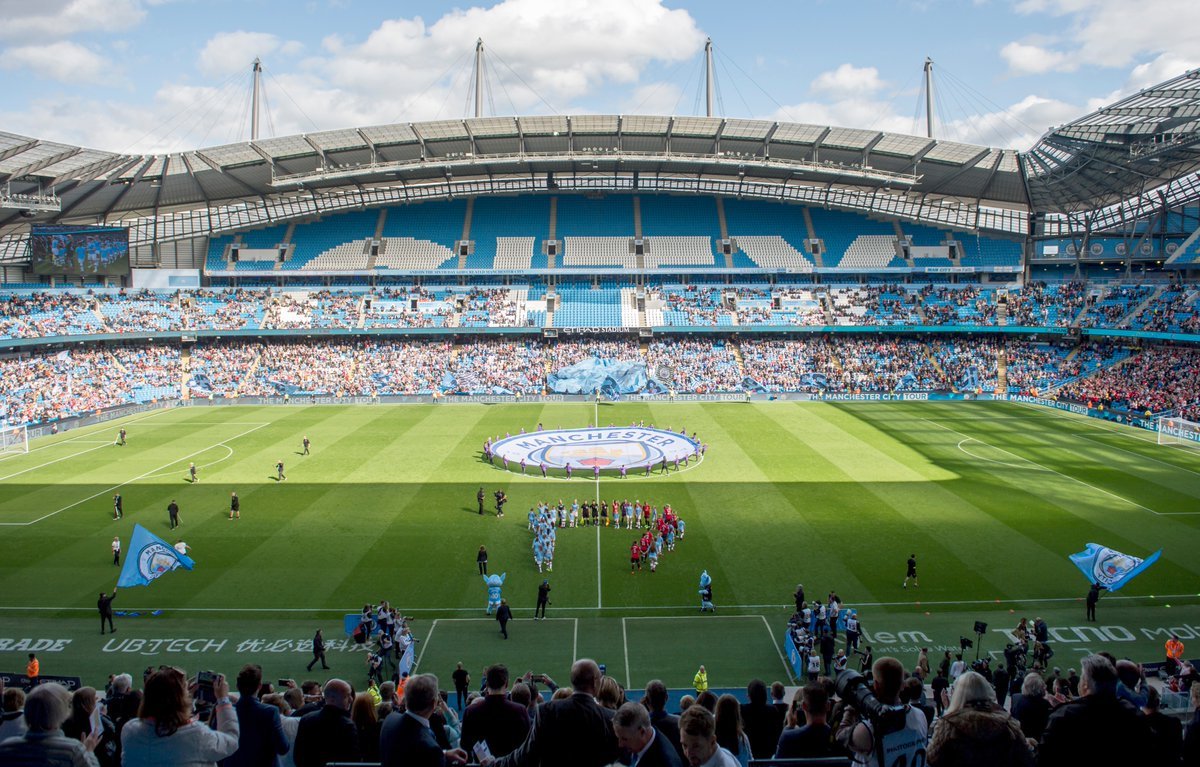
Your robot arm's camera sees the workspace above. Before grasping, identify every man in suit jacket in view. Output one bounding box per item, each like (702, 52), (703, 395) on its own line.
(223, 664), (289, 767)
(495, 659), (618, 767)
(293, 679), (360, 767)
(739, 679), (783, 760)
(460, 665), (530, 759)
(614, 702), (682, 767)
(643, 680), (683, 761)
(379, 673), (468, 767)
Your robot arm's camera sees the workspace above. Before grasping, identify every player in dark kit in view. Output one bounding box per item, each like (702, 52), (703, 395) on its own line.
(229, 492), (240, 520)
(903, 554), (918, 589)
(477, 487), (486, 515)
(302, 435), (311, 455)
(113, 493), (123, 520)
(168, 500), (180, 529)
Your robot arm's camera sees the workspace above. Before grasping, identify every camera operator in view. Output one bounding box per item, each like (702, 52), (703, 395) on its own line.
(835, 657), (928, 767)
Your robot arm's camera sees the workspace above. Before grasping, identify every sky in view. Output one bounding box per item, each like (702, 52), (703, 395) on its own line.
(0, 0), (1197, 155)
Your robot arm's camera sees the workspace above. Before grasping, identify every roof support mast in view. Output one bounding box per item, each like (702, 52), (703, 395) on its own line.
(924, 57), (935, 139)
(250, 58), (262, 141)
(705, 38), (715, 118)
(474, 38), (484, 119)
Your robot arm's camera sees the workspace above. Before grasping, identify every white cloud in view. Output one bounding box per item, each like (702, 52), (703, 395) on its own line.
(198, 31), (304, 78)
(1002, 0), (1200, 74)
(0, 0), (145, 41)
(0, 40), (112, 84)
(1000, 41), (1073, 75)
(810, 64), (887, 96)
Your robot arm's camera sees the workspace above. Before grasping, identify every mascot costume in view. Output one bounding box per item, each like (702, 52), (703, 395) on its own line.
(484, 572), (507, 614)
(699, 570), (715, 613)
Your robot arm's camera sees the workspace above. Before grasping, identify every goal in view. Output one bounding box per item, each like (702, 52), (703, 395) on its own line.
(1157, 415), (1200, 449)
(0, 424), (28, 456)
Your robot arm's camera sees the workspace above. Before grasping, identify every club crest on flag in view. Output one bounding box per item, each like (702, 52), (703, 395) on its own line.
(1069, 543), (1160, 592)
(118, 523), (195, 588)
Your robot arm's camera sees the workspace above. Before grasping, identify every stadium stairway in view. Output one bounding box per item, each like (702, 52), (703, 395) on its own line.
(90, 301), (109, 333)
(239, 348), (263, 395)
(731, 341), (747, 378)
(1120, 285), (1166, 328)
(922, 343), (950, 388)
(180, 346), (192, 400)
(820, 292), (835, 324)
(996, 296), (1008, 326)
(458, 198), (475, 269)
(714, 198), (734, 268)
(355, 296), (368, 328)
(995, 345), (1008, 395)
(801, 208), (822, 267)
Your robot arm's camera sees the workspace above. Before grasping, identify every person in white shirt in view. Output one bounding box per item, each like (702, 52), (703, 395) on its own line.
(174, 540), (189, 556)
(679, 705), (738, 767)
(949, 654), (967, 683)
(112, 537), (121, 567)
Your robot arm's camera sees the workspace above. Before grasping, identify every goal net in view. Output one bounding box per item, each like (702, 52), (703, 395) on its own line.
(0, 424), (28, 456)
(1157, 416), (1200, 449)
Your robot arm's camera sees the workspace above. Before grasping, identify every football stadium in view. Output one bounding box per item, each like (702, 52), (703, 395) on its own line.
(1, 6), (1200, 766)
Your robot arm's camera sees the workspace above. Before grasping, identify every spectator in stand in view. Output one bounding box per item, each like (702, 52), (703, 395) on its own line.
(1038, 654), (1150, 766)
(739, 679), (783, 761)
(1008, 673), (1051, 744)
(350, 693), (381, 763)
(459, 664), (530, 761)
(774, 683), (841, 760)
(292, 679), (359, 767)
(713, 695), (752, 767)
(1184, 682), (1200, 765)
(926, 671), (1032, 767)
(678, 704), (739, 767)
(596, 676), (624, 711)
(493, 659), (618, 767)
(612, 701), (682, 767)
(0, 686), (27, 741)
(837, 657), (928, 765)
(643, 680), (683, 760)
(378, 673), (467, 767)
(224, 664), (288, 767)
(769, 682), (788, 722)
(1140, 687), (1182, 766)
(61, 687), (118, 767)
(259, 693), (300, 767)
(0, 682), (100, 767)
(121, 668), (239, 766)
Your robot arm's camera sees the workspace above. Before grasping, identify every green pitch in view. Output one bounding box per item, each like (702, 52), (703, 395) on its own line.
(1, 400), (1198, 692)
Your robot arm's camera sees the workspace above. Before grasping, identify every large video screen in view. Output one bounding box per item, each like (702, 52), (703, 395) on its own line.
(30, 225), (130, 276)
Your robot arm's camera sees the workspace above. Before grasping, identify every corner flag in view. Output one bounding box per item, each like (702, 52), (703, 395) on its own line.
(1069, 543), (1161, 592)
(118, 523), (195, 588)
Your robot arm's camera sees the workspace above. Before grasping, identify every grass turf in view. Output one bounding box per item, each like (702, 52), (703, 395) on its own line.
(0, 400), (1198, 691)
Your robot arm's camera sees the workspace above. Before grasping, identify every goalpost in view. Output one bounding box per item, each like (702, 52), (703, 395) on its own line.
(0, 424), (29, 456)
(1157, 415), (1200, 449)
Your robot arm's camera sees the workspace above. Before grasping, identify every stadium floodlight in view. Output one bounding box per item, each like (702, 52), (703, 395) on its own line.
(1157, 416), (1200, 450)
(0, 424), (29, 456)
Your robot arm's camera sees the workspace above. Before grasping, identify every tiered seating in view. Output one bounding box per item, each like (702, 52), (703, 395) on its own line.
(362, 289), (450, 329)
(653, 286), (732, 326)
(556, 196), (633, 267)
(305, 242), (369, 270)
(374, 238), (456, 270)
(838, 235), (904, 270)
(561, 237), (635, 268)
(470, 197), (549, 269)
(448, 339), (546, 394)
(828, 285), (920, 326)
(1078, 284), (1153, 329)
(551, 286), (624, 327)
(639, 196), (719, 268)
(1131, 288), (1200, 333)
(283, 209), (378, 270)
(958, 233), (1023, 268)
(647, 338), (742, 392)
(920, 285), (998, 326)
(493, 237), (538, 270)
(644, 236), (715, 267)
(1007, 282), (1086, 327)
(932, 338), (999, 391)
(724, 199), (814, 270)
(808, 208), (897, 267)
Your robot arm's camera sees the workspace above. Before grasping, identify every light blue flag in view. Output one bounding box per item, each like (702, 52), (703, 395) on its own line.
(117, 523), (195, 588)
(1069, 543), (1161, 592)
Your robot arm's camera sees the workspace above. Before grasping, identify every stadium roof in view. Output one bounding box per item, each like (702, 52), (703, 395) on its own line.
(1023, 67), (1200, 213)
(0, 116), (1025, 235)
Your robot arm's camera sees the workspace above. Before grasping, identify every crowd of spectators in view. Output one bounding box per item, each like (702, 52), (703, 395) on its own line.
(647, 339), (743, 392)
(4, 645), (1197, 767)
(739, 338), (841, 392)
(934, 338), (1000, 392)
(1078, 284), (1154, 329)
(1059, 346), (1200, 420)
(655, 286), (730, 326)
(449, 339), (547, 395)
(919, 284), (998, 326)
(1006, 282), (1087, 327)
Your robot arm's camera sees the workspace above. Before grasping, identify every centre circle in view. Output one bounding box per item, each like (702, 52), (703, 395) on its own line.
(491, 427), (701, 472)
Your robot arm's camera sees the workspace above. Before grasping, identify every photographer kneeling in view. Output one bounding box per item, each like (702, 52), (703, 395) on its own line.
(835, 656), (928, 767)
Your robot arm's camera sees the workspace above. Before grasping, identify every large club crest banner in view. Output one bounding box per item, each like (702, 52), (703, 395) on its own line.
(1069, 543), (1160, 592)
(118, 524), (195, 588)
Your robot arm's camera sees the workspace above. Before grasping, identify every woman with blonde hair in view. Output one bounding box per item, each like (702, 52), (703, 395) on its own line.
(351, 692), (381, 762)
(927, 671), (1033, 767)
(120, 668), (239, 766)
(596, 675), (624, 710)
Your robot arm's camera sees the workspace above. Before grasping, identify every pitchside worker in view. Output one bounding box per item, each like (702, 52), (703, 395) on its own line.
(302, 435), (311, 455)
(167, 499), (180, 530)
(903, 554), (919, 589)
(477, 487), (486, 515)
(230, 491), (240, 521)
(113, 493), (123, 521)
(276, 459), (286, 481)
